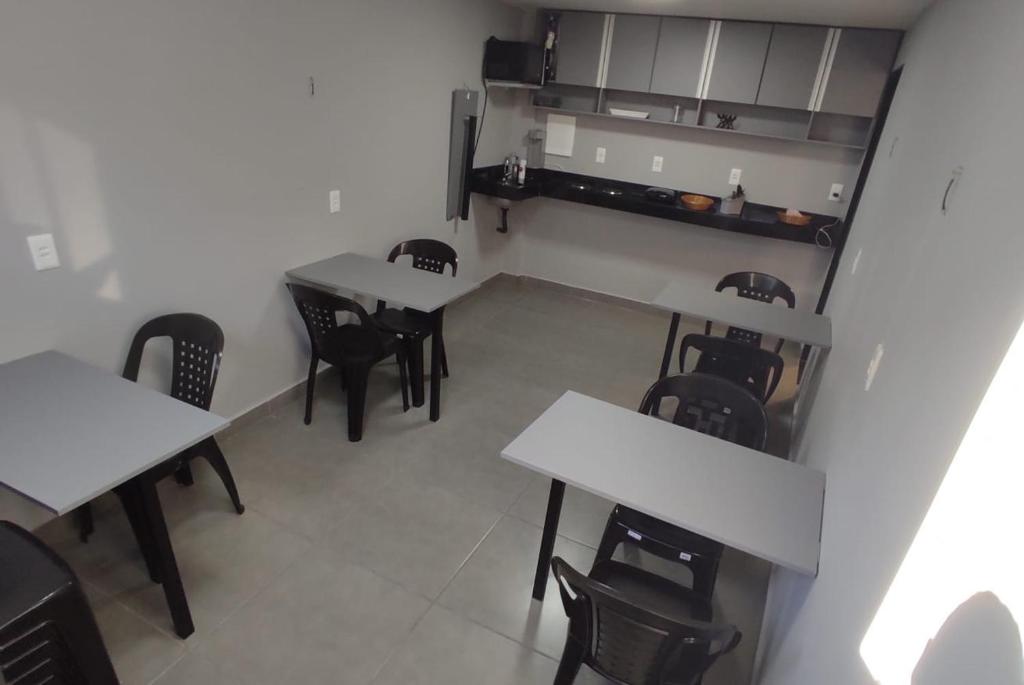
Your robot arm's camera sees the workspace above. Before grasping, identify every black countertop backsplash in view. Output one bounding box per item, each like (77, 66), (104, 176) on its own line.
(469, 165), (843, 247)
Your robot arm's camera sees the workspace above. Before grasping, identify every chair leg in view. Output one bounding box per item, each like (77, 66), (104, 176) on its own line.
(304, 355), (318, 425)
(195, 438), (245, 515)
(76, 504), (94, 543)
(173, 463), (195, 486)
(440, 336), (449, 379)
(408, 337), (425, 407)
(345, 366), (370, 442)
(593, 512), (623, 566)
(397, 348), (410, 412)
(553, 637), (586, 685)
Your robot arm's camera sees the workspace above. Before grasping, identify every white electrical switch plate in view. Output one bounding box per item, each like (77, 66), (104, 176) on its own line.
(329, 190), (341, 214)
(652, 156), (664, 173)
(829, 183), (844, 202)
(595, 147), (606, 164)
(865, 343), (884, 391)
(729, 168), (742, 185)
(26, 234), (60, 271)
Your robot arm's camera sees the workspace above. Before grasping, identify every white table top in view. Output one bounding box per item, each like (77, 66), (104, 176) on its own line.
(286, 252), (480, 313)
(501, 391), (825, 576)
(0, 351), (229, 515)
(651, 279), (832, 349)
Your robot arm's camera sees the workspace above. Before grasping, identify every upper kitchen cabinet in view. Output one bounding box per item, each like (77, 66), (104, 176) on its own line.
(650, 17), (713, 98)
(817, 29), (902, 117)
(551, 11), (608, 87)
(757, 24), (831, 110)
(604, 15), (661, 92)
(703, 21), (773, 105)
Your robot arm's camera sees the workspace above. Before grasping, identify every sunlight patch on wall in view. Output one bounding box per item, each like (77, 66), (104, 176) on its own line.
(0, 106), (56, 231)
(860, 319), (1024, 683)
(37, 120), (112, 272)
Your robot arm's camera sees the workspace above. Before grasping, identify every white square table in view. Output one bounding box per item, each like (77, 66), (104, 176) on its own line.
(501, 391), (826, 600)
(286, 252), (479, 421)
(0, 351), (229, 638)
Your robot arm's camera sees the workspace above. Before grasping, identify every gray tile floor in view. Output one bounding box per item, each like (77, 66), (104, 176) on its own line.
(36, 277), (800, 685)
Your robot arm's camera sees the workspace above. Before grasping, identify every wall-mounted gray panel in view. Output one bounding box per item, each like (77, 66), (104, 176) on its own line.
(704, 21), (772, 105)
(757, 24), (830, 110)
(604, 14), (660, 92)
(650, 17), (712, 97)
(553, 11), (607, 87)
(819, 29), (902, 117)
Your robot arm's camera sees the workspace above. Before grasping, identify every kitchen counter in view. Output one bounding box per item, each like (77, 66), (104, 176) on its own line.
(470, 166), (843, 246)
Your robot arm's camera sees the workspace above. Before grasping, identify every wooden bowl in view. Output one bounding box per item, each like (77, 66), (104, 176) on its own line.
(777, 210), (813, 226)
(681, 194), (714, 211)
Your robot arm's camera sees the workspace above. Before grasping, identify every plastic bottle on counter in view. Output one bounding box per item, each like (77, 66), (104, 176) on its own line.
(517, 158), (527, 185)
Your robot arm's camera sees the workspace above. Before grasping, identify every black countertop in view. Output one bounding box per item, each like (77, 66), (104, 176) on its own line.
(470, 166), (843, 246)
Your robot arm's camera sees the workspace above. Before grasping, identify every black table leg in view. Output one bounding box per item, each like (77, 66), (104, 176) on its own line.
(429, 308), (445, 422)
(131, 475), (195, 639)
(654, 313), (681, 414)
(532, 479), (565, 601)
(658, 312), (681, 381)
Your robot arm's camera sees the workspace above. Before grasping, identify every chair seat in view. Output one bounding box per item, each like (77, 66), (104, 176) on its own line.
(614, 505), (724, 560)
(374, 307), (432, 337)
(589, 560), (712, 624)
(321, 324), (400, 364)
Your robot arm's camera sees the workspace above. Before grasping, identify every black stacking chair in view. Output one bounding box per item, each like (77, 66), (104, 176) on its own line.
(594, 374), (768, 600)
(374, 239), (458, 385)
(551, 557), (740, 685)
(77, 314), (244, 542)
(705, 272), (796, 352)
(680, 333), (785, 402)
(288, 283), (409, 442)
(1, 522), (119, 685)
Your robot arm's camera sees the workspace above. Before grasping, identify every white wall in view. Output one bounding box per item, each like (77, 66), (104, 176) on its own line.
(0, 0), (533, 527)
(0, 0), (527, 419)
(543, 113), (865, 217)
(755, 0), (1024, 682)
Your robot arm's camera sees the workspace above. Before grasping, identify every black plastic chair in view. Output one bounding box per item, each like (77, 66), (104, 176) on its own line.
(551, 557), (740, 685)
(705, 272), (796, 352)
(594, 374), (768, 600)
(680, 333), (785, 403)
(288, 283), (409, 442)
(374, 239), (458, 384)
(1, 522), (119, 685)
(77, 314), (244, 542)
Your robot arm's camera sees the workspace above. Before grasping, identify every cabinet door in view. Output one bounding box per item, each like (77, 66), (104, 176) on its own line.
(757, 24), (830, 110)
(553, 12), (608, 87)
(604, 15), (661, 92)
(704, 21), (772, 104)
(819, 29), (902, 117)
(650, 17), (712, 97)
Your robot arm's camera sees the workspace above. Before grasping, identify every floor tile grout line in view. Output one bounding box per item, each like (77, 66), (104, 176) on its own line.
(433, 513), (505, 601)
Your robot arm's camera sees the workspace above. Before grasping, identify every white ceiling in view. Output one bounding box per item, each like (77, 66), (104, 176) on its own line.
(502, 0), (933, 29)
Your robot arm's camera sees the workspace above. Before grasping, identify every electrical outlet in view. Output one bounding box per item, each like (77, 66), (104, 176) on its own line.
(829, 183), (844, 202)
(26, 234), (60, 271)
(865, 343), (884, 391)
(595, 147), (606, 164)
(329, 189), (341, 214)
(652, 156), (663, 173)
(851, 248), (863, 275)
(729, 168), (742, 185)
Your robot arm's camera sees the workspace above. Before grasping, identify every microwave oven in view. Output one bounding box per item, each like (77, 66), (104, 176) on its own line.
(483, 37), (544, 87)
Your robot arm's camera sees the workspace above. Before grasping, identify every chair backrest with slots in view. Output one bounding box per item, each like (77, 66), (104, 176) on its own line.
(551, 557), (740, 685)
(387, 239), (458, 277)
(639, 374), (768, 450)
(680, 333), (785, 403)
(705, 271), (796, 351)
(122, 313), (224, 411)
